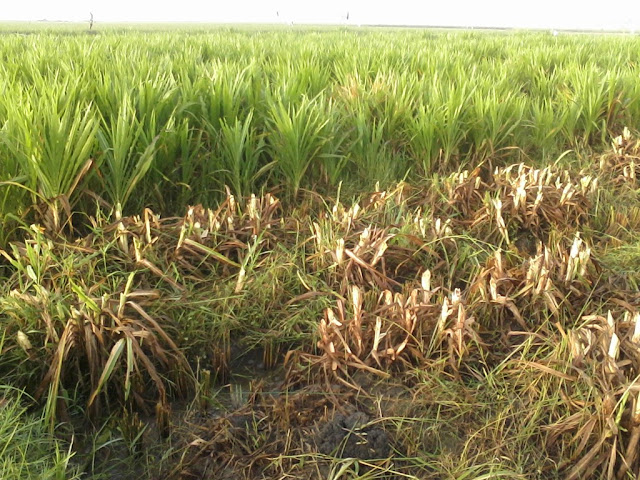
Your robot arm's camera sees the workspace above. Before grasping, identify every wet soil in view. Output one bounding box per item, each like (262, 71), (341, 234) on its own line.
(316, 411), (391, 458)
(80, 349), (407, 480)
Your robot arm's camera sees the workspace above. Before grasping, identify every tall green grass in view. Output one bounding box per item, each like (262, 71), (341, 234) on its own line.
(1, 27), (640, 227)
(0, 387), (80, 479)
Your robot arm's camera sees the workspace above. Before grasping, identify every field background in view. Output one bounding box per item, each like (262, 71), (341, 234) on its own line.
(2, 24), (640, 479)
(2, 26), (640, 226)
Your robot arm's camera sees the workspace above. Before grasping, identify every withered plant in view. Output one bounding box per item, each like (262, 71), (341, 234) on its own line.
(0, 223), (193, 430)
(444, 163), (596, 246)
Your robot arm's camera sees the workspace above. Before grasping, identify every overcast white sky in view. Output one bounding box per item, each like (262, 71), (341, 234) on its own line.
(2, 1), (640, 31)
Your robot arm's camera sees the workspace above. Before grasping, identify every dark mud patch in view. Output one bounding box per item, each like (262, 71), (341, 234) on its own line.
(316, 411), (391, 459)
(78, 357), (410, 480)
(157, 371), (405, 480)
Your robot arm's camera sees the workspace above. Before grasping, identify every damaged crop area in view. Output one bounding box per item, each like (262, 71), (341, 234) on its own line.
(3, 25), (640, 479)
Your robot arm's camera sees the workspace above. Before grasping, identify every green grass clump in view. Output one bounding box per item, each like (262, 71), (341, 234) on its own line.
(0, 387), (80, 480)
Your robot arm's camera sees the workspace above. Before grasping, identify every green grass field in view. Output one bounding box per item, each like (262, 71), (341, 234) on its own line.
(2, 24), (640, 479)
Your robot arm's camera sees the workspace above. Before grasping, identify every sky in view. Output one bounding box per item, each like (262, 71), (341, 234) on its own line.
(2, 0), (640, 31)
